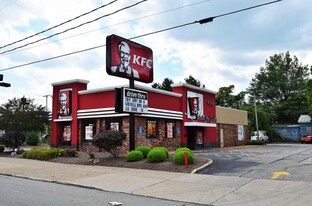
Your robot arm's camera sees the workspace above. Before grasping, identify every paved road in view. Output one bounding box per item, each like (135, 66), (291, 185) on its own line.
(0, 175), (202, 206)
(197, 144), (312, 182)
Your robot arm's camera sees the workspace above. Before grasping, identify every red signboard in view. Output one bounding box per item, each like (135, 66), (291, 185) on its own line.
(106, 34), (153, 83)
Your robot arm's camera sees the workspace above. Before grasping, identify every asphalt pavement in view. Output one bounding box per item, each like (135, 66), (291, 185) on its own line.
(1, 155), (312, 206)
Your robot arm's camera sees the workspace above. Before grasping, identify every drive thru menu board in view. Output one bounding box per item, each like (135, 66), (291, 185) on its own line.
(123, 88), (148, 113)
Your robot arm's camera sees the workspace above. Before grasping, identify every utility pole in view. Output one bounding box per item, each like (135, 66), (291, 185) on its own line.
(253, 94), (259, 140)
(42, 95), (51, 111)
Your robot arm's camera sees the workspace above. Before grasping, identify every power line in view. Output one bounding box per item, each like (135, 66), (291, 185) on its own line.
(1, 0), (211, 57)
(0, 0), (118, 50)
(0, 0), (282, 72)
(0, 0), (148, 55)
(0, 0), (18, 12)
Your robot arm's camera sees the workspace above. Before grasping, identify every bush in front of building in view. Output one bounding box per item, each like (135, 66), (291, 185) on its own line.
(135, 146), (151, 158)
(63, 148), (77, 157)
(173, 150), (194, 165)
(175, 147), (193, 155)
(126, 150), (144, 162)
(92, 130), (127, 158)
(0, 144), (4, 153)
(0, 131), (26, 151)
(21, 148), (62, 161)
(152, 147), (169, 158)
(147, 148), (166, 163)
(26, 131), (39, 146)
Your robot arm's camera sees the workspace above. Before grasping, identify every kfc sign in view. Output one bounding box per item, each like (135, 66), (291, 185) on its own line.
(106, 34), (153, 83)
(58, 90), (71, 116)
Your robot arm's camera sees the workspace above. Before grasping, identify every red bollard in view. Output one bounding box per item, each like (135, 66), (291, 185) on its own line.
(184, 151), (189, 169)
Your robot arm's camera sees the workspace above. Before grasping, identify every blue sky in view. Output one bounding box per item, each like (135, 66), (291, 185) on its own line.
(1, 0), (312, 111)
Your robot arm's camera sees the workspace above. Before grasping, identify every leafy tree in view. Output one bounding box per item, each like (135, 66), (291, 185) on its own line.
(184, 75), (205, 88)
(216, 85), (246, 109)
(248, 51), (311, 124)
(92, 130), (126, 158)
(151, 78), (174, 91)
(0, 131), (26, 150)
(0, 97), (49, 133)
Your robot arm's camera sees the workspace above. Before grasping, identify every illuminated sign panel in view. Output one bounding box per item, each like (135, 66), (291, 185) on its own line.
(106, 34), (153, 83)
(122, 88), (148, 113)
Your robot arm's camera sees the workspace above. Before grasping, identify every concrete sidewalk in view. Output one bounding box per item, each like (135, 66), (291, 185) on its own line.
(1, 157), (312, 205)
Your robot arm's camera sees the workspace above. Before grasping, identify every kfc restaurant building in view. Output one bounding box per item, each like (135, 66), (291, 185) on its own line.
(51, 79), (218, 152)
(51, 34), (218, 152)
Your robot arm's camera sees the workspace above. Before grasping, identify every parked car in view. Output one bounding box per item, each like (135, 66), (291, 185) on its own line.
(300, 135), (312, 144)
(251, 131), (269, 142)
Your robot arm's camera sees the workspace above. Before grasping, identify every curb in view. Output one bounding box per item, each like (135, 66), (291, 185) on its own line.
(191, 158), (213, 174)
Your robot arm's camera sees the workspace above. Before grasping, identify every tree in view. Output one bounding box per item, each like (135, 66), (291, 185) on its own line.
(248, 51), (311, 124)
(216, 85), (246, 109)
(184, 75), (205, 88)
(151, 78), (174, 91)
(92, 130), (126, 158)
(0, 97), (49, 133)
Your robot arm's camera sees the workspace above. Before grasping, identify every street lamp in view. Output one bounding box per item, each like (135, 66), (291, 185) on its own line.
(253, 93), (260, 140)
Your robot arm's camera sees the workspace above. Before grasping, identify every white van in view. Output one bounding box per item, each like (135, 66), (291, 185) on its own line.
(251, 131), (269, 142)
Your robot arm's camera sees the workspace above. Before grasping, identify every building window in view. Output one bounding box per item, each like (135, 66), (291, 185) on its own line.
(82, 120), (96, 141)
(166, 122), (175, 138)
(106, 118), (122, 131)
(147, 120), (157, 138)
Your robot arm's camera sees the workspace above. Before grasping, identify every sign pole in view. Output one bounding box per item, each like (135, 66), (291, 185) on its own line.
(129, 79), (135, 151)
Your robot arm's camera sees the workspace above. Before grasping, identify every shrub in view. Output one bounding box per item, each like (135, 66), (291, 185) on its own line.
(92, 131), (126, 158)
(64, 149), (77, 157)
(153, 147), (169, 158)
(0, 145), (4, 153)
(126, 150), (143, 162)
(175, 147), (193, 155)
(0, 131), (26, 150)
(21, 148), (62, 161)
(26, 131), (39, 146)
(249, 140), (265, 145)
(147, 149), (166, 163)
(135, 146), (151, 158)
(173, 150), (194, 165)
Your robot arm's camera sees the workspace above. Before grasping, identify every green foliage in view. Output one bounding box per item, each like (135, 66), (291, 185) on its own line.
(135, 146), (151, 158)
(0, 97), (49, 133)
(147, 149), (166, 163)
(151, 78), (174, 91)
(0, 145), (4, 153)
(248, 51), (311, 124)
(175, 147), (193, 156)
(173, 150), (194, 165)
(184, 75), (204, 88)
(126, 150), (144, 162)
(92, 130), (127, 158)
(21, 148), (62, 161)
(153, 147), (169, 158)
(63, 148), (77, 157)
(216, 85), (246, 109)
(26, 131), (39, 146)
(0, 131), (26, 150)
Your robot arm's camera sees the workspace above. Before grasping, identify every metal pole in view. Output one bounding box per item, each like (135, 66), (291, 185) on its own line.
(129, 79), (135, 151)
(253, 94), (259, 140)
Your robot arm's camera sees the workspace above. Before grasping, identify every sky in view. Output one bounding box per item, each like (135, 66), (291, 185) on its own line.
(1, 0), (312, 111)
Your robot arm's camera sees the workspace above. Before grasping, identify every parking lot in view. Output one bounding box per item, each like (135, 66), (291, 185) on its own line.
(196, 144), (312, 182)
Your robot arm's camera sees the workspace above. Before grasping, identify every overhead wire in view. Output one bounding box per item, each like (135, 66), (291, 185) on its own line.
(0, 0), (283, 72)
(0, 0), (118, 50)
(0, 0), (212, 57)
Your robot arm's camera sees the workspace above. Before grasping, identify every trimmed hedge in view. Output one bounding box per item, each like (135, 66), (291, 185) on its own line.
(175, 147), (193, 155)
(173, 150), (194, 165)
(147, 149), (166, 163)
(135, 146), (151, 158)
(0, 145), (4, 153)
(126, 150), (144, 162)
(21, 148), (63, 161)
(153, 147), (169, 158)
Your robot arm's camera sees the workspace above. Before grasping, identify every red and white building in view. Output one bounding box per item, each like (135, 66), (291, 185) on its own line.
(51, 79), (218, 152)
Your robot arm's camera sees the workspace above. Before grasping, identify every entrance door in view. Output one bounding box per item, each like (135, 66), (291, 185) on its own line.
(187, 128), (196, 150)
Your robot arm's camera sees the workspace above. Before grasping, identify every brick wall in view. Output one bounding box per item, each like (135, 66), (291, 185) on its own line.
(217, 124), (250, 147)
